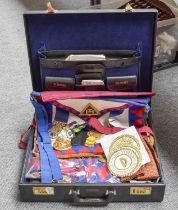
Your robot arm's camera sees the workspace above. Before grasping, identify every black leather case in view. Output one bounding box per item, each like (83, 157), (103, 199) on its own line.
(19, 9), (165, 205)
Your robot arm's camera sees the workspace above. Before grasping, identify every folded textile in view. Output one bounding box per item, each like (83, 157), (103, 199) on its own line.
(25, 156), (120, 183)
(30, 91), (155, 183)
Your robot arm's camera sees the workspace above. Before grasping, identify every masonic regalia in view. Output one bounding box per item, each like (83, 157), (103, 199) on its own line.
(19, 9), (165, 205)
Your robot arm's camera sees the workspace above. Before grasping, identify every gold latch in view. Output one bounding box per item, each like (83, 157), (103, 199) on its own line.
(130, 187), (152, 195)
(33, 187), (55, 195)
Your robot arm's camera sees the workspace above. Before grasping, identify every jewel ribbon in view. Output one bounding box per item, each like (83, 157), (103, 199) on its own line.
(88, 117), (153, 136)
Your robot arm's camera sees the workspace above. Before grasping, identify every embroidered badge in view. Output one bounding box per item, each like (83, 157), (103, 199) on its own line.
(79, 103), (100, 117)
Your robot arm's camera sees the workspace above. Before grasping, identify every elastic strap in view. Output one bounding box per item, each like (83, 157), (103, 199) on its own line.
(40, 56), (140, 69)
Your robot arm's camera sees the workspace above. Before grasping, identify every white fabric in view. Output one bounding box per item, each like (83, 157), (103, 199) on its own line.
(53, 99), (129, 127)
(97, 126), (150, 166)
(109, 108), (129, 128)
(65, 54), (106, 61)
(67, 112), (85, 125)
(57, 99), (126, 112)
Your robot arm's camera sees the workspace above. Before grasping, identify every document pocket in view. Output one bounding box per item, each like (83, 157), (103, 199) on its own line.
(39, 50), (141, 91)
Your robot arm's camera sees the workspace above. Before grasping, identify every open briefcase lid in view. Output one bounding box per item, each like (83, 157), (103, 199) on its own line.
(23, 9), (157, 92)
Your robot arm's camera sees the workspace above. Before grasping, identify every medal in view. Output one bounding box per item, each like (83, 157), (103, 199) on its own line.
(54, 175), (72, 183)
(48, 121), (67, 135)
(85, 131), (104, 146)
(107, 146), (142, 177)
(62, 175), (72, 183)
(107, 134), (142, 177)
(72, 124), (86, 133)
(62, 128), (74, 139)
(53, 138), (71, 150)
(52, 126), (75, 141)
(110, 134), (140, 152)
(87, 131), (104, 141)
(85, 136), (96, 147)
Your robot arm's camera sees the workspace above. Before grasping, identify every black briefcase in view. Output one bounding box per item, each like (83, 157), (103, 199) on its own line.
(19, 9), (165, 206)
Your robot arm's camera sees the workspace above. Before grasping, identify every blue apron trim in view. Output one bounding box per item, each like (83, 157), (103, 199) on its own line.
(37, 134), (52, 183)
(31, 96), (62, 183)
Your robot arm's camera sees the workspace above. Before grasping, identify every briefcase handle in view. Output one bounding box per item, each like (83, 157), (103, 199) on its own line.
(70, 189), (115, 206)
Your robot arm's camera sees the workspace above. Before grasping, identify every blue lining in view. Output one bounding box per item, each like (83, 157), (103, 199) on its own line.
(24, 12), (156, 91)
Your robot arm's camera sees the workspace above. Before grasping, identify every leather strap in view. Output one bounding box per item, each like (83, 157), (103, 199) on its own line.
(40, 56), (140, 69)
(39, 49), (140, 69)
(31, 97), (62, 183)
(40, 49), (139, 58)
